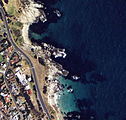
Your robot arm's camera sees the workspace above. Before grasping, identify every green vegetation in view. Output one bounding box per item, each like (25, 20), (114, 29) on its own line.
(14, 22), (23, 28)
(10, 25), (23, 46)
(0, 37), (2, 41)
(11, 27), (21, 37)
(24, 59), (29, 65)
(9, 20), (24, 46)
(8, 6), (15, 16)
(34, 54), (37, 59)
(0, 74), (3, 79)
(0, 73), (3, 84)
(7, 6), (18, 16)
(29, 81), (34, 92)
(0, 55), (3, 62)
(16, 36), (23, 46)
(51, 110), (55, 114)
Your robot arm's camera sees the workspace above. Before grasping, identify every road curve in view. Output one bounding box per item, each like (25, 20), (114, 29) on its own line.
(0, 5), (51, 120)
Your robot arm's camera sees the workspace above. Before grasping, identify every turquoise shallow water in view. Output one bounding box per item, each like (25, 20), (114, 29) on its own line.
(57, 76), (90, 113)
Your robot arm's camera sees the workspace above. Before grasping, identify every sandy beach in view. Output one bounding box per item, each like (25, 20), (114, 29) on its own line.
(22, 23), (32, 45)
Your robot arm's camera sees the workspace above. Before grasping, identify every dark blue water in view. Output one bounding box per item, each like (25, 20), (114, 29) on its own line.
(30, 0), (126, 120)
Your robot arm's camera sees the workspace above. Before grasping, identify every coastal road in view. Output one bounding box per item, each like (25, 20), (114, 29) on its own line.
(0, 5), (51, 120)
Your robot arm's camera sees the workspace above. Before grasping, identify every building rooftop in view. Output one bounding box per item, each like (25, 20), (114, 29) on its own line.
(15, 71), (27, 86)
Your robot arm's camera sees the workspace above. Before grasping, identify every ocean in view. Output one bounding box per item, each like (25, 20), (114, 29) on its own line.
(29, 0), (126, 120)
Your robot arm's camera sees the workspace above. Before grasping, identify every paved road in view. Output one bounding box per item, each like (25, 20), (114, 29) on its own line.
(0, 5), (51, 120)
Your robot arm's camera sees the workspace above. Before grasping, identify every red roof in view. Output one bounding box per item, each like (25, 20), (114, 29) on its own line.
(11, 56), (19, 64)
(27, 89), (32, 94)
(0, 101), (3, 108)
(4, 96), (10, 103)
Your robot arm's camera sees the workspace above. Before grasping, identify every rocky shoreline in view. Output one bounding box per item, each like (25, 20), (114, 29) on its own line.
(19, 0), (47, 45)
(18, 0), (69, 119)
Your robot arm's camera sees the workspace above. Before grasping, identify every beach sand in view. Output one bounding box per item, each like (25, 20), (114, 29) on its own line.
(22, 23), (32, 45)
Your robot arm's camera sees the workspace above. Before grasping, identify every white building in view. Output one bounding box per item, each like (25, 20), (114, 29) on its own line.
(15, 68), (27, 86)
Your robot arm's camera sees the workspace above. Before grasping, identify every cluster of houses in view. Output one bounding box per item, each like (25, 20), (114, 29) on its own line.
(0, 80), (21, 120)
(0, 40), (12, 74)
(4, 57), (34, 119)
(0, 49), (33, 119)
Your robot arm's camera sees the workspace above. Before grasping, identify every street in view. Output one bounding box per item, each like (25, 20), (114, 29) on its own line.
(0, 5), (51, 120)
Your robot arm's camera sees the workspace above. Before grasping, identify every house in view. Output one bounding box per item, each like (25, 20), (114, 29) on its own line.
(0, 101), (3, 109)
(7, 46), (12, 51)
(12, 114), (19, 120)
(25, 85), (32, 94)
(25, 85), (30, 90)
(0, 51), (4, 55)
(6, 54), (9, 62)
(11, 56), (19, 65)
(3, 63), (6, 68)
(27, 89), (32, 95)
(15, 71), (27, 86)
(0, 114), (3, 119)
(4, 96), (10, 103)
(28, 77), (32, 82)
(1, 92), (8, 97)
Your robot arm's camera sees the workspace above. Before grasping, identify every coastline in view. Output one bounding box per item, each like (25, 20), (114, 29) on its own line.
(47, 83), (63, 120)
(18, 0), (68, 119)
(10, 0), (126, 119)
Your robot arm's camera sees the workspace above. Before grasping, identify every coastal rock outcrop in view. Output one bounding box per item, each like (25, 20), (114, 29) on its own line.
(18, 0), (47, 45)
(19, 0), (46, 24)
(30, 43), (69, 79)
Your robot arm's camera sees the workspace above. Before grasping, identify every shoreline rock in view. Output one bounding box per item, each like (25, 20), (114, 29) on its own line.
(22, 41), (69, 120)
(19, 0), (68, 119)
(19, 0), (47, 45)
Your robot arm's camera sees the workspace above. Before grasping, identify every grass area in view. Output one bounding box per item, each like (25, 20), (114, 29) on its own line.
(0, 55), (3, 62)
(0, 73), (3, 79)
(14, 22), (23, 28)
(3, 0), (21, 17)
(29, 81), (40, 110)
(23, 59), (29, 66)
(0, 37), (2, 41)
(16, 36), (23, 46)
(7, 6), (15, 16)
(7, 6), (19, 16)
(9, 22), (23, 46)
